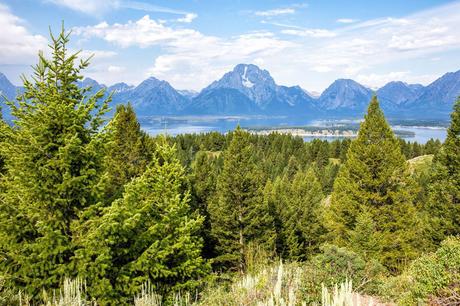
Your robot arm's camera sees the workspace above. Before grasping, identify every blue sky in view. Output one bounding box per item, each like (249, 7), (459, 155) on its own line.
(1, 0), (460, 93)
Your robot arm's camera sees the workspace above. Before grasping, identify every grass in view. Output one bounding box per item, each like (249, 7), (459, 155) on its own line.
(11, 263), (382, 305)
(407, 154), (433, 174)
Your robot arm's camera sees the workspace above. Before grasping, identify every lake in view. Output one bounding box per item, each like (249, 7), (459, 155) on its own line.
(139, 116), (448, 144)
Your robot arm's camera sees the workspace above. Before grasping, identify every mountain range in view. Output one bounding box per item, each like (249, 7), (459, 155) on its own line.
(2, 64), (460, 120)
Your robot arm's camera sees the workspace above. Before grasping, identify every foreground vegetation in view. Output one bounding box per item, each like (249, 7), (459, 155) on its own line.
(0, 27), (459, 305)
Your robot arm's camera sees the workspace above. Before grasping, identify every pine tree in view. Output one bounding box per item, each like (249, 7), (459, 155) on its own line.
(412, 142), (422, 158)
(325, 96), (422, 272)
(284, 155), (302, 179)
(0, 110), (6, 174)
(209, 127), (275, 270)
(104, 103), (151, 202)
(282, 168), (325, 259)
(190, 150), (221, 258)
(75, 139), (208, 304)
(339, 138), (352, 162)
(315, 141), (330, 169)
(0, 27), (109, 295)
(427, 97), (460, 242)
(348, 209), (382, 260)
(263, 177), (289, 257)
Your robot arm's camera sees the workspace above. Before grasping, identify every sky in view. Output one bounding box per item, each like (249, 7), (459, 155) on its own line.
(1, 0), (460, 93)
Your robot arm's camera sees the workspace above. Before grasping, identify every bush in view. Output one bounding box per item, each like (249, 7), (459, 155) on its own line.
(382, 236), (460, 305)
(298, 244), (385, 303)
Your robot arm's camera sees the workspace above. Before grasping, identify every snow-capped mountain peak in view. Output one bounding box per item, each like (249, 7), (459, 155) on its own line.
(241, 66), (254, 88)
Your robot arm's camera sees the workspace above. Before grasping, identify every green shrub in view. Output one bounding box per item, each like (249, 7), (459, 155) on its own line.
(296, 244), (385, 303)
(382, 236), (460, 305)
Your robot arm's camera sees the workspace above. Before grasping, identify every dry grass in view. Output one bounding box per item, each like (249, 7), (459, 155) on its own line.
(407, 154), (433, 174)
(13, 263), (389, 305)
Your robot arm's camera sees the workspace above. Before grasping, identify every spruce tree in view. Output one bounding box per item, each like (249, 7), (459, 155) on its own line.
(190, 150), (221, 258)
(0, 111), (6, 174)
(76, 139), (208, 304)
(315, 141), (330, 169)
(284, 155), (302, 179)
(104, 103), (150, 201)
(209, 127), (275, 270)
(325, 96), (422, 272)
(427, 97), (460, 242)
(348, 209), (382, 260)
(263, 177), (287, 257)
(0, 27), (109, 295)
(282, 168), (325, 259)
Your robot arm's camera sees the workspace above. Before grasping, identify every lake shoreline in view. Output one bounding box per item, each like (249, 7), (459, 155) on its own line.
(244, 127), (416, 138)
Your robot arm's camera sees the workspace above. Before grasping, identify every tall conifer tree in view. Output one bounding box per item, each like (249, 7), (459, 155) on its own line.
(325, 96), (422, 272)
(104, 103), (150, 201)
(190, 151), (221, 258)
(427, 97), (460, 242)
(0, 110), (6, 174)
(209, 127), (274, 270)
(0, 27), (109, 295)
(282, 168), (324, 259)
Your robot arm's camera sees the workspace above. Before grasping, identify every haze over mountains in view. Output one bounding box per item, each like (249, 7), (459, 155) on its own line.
(1, 64), (459, 120)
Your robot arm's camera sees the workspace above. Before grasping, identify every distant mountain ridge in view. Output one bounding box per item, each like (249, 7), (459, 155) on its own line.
(406, 70), (460, 116)
(1, 66), (460, 119)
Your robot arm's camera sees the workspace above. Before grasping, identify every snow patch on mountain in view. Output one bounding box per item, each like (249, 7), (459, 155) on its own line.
(241, 66), (254, 88)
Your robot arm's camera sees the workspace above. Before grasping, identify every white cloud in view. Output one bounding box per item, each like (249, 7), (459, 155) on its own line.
(312, 66), (333, 73)
(281, 29), (337, 38)
(336, 18), (358, 24)
(177, 13), (197, 23)
(255, 8), (295, 17)
(0, 4), (47, 65)
(278, 1), (460, 90)
(74, 15), (205, 48)
(107, 65), (125, 73)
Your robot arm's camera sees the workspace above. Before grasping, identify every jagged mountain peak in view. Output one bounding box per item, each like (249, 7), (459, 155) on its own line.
(377, 81), (424, 108)
(408, 69), (460, 112)
(319, 79), (372, 111)
(203, 64), (278, 107)
(379, 81), (423, 93)
(330, 78), (367, 87)
(137, 76), (167, 89)
(231, 64), (274, 87)
(117, 76), (189, 115)
(108, 82), (134, 93)
(80, 77), (104, 87)
(192, 64), (317, 114)
(207, 64), (275, 89)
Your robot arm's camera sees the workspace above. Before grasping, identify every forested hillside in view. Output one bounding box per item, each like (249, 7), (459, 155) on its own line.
(0, 28), (459, 306)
